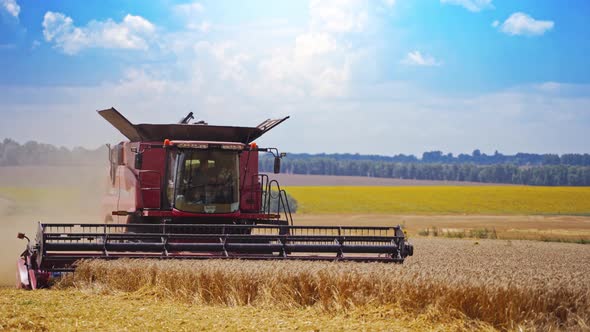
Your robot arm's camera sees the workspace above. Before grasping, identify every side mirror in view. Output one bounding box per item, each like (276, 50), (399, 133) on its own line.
(135, 153), (143, 169)
(17, 232), (30, 244)
(273, 156), (281, 174)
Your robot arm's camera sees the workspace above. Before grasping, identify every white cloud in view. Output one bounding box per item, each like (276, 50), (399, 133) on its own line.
(149, 0), (368, 100)
(309, 0), (368, 33)
(535, 81), (562, 92)
(267, 0), (369, 97)
(496, 12), (554, 36)
(491, 20), (499, 28)
(189, 0), (371, 100)
(401, 51), (441, 66)
(194, 41), (251, 83)
(174, 2), (208, 31)
(2, 1), (588, 156)
(174, 2), (204, 17)
(196, 21), (211, 32)
(312, 65), (351, 97)
(2, 77), (589, 155)
(294, 33), (338, 58)
(42, 11), (156, 55)
(382, 0), (396, 7)
(1, 0), (19, 18)
(440, 0), (493, 12)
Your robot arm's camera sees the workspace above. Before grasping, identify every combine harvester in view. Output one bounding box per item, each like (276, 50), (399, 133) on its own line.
(16, 108), (413, 289)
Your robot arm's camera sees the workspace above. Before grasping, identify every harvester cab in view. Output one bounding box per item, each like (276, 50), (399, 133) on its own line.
(98, 107), (292, 225)
(16, 108), (413, 289)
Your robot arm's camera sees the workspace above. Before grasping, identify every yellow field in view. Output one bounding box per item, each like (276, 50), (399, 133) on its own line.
(286, 186), (590, 215)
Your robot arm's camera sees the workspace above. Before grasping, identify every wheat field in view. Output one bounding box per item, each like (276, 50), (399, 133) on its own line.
(0, 288), (493, 331)
(285, 186), (590, 215)
(44, 238), (590, 331)
(2, 172), (590, 330)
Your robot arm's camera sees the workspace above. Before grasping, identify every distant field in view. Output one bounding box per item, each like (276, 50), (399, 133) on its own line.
(295, 214), (590, 242)
(285, 186), (590, 215)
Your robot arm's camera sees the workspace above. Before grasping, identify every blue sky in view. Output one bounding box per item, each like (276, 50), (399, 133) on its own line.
(1, 0), (589, 155)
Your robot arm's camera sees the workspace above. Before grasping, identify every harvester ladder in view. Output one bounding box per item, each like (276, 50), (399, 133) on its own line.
(265, 179), (293, 226)
(258, 174), (270, 212)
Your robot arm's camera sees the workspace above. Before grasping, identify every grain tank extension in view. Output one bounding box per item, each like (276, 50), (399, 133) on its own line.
(16, 108), (413, 289)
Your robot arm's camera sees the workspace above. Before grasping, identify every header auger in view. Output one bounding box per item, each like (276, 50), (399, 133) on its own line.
(17, 108), (413, 289)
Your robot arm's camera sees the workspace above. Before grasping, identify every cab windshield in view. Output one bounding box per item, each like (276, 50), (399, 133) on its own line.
(168, 149), (239, 213)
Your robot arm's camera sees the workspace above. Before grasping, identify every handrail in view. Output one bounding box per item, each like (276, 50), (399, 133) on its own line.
(279, 189), (293, 226)
(266, 180), (293, 226)
(257, 174), (269, 213)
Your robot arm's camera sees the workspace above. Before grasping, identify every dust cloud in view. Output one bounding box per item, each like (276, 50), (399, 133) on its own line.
(0, 166), (106, 286)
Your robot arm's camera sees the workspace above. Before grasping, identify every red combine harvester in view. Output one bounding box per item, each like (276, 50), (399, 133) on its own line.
(17, 108), (413, 289)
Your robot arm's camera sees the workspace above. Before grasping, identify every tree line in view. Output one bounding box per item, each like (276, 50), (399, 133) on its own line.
(286, 150), (590, 166)
(0, 138), (106, 166)
(2, 138), (590, 186)
(261, 157), (590, 186)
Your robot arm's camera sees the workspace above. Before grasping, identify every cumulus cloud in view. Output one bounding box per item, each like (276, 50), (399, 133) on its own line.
(174, 2), (204, 17)
(194, 21), (211, 32)
(196, 0), (371, 99)
(0, 1), (587, 155)
(174, 2), (209, 31)
(294, 33), (338, 58)
(309, 0), (368, 33)
(2, 75), (589, 155)
(440, 0), (493, 12)
(1, 0), (19, 18)
(42, 11), (156, 54)
(2, 0), (587, 155)
(496, 12), (554, 36)
(194, 41), (251, 83)
(401, 51), (441, 66)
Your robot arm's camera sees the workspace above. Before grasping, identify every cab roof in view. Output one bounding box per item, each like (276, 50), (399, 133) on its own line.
(98, 107), (289, 144)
